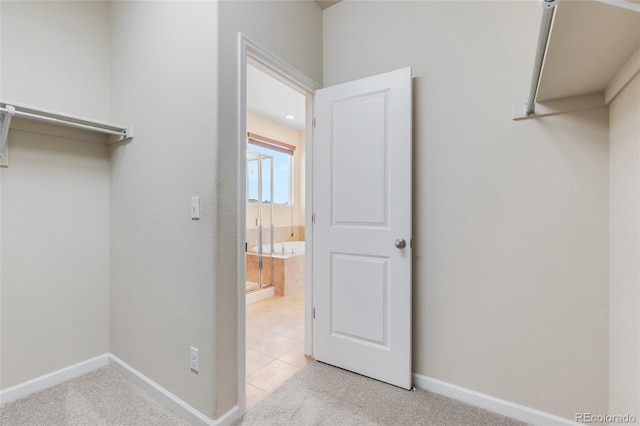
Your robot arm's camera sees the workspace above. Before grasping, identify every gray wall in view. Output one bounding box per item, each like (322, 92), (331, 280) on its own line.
(0, 129), (110, 389)
(0, 1), (110, 389)
(0, 1), (110, 121)
(108, 1), (219, 417)
(609, 68), (640, 418)
(324, 1), (609, 419)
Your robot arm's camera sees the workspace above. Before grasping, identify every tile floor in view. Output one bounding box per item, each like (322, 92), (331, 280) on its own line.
(245, 291), (313, 409)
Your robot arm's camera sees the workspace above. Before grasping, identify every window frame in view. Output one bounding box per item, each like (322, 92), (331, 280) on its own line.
(247, 132), (295, 206)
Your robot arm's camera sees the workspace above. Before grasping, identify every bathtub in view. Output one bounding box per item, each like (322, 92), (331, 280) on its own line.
(251, 240), (305, 257)
(246, 240), (305, 297)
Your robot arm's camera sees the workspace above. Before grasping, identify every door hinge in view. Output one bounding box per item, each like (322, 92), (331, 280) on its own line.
(313, 117), (316, 128)
(312, 212), (316, 224)
(313, 308), (316, 319)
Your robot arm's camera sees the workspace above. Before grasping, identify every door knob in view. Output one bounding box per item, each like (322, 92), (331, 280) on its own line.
(395, 239), (407, 249)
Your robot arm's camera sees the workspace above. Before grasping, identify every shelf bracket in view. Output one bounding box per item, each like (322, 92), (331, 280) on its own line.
(0, 105), (16, 161)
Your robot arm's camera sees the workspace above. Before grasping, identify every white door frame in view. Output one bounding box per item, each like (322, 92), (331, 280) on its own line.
(236, 32), (321, 415)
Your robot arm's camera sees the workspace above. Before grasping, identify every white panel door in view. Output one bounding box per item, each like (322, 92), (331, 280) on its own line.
(312, 67), (412, 389)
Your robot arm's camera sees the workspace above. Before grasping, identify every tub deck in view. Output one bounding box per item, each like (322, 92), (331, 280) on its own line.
(246, 252), (304, 296)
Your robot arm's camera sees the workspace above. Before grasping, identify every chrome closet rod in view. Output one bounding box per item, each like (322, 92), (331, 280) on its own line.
(0, 106), (126, 137)
(525, 5), (556, 116)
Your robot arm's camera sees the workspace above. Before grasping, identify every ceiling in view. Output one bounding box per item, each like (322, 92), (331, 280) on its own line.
(315, 0), (341, 10)
(246, 63), (306, 131)
(536, 0), (640, 101)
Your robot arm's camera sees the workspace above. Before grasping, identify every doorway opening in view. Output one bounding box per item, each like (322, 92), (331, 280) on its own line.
(240, 50), (318, 411)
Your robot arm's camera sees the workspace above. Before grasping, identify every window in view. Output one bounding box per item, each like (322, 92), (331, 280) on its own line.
(247, 133), (295, 205)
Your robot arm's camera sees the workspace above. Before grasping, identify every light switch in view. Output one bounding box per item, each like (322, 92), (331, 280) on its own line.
(191, 196), (200, 220)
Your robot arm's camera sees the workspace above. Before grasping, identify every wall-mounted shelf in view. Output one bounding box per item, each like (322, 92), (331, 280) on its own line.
(537, 0), (640, 103)
(514, 0), (640, 120)
(0, 100), (133, 162)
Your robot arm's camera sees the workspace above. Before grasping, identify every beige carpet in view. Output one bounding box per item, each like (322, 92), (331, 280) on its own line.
(0, 367), (189, 426)
(1, 362), (527, 426)
(236, 361), (526, 426)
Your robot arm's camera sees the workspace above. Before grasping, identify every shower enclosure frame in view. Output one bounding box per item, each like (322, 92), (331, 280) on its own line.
(246, 150), (274, 292)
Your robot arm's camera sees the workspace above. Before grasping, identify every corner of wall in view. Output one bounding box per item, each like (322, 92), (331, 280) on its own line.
(608, 70), (640, 419)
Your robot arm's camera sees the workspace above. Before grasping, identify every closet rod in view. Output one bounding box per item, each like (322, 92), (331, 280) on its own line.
(0, 106), (128, 137)
(525, 1), (557, 116)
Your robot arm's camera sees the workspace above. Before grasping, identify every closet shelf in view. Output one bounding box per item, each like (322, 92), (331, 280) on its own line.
(0, 100), (133, 161)
(536, 0), (640, 103)
(515, 0), (640, 120)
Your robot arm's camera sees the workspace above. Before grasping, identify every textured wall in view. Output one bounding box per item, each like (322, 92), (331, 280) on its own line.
(609, 69), (640, 419)
(0, 1), (110, 121)
(324, 1), (609, 419)
(108, 1), (219, 418)
(0, 1), (110, 389)
(1, 130), (110, 389)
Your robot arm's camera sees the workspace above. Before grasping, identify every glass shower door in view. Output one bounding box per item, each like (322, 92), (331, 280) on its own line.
(246, 151), (274, 293)
(260, 154), (274, 289)
(247, 154), (260, 292)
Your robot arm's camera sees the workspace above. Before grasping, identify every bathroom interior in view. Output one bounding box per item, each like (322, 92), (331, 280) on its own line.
(244, 63), (311, 408)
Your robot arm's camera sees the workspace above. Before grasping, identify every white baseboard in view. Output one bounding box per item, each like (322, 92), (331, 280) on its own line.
(109, 354), (242, 426)
(0, 353), (110, 406)
(0, 353), (242, 426)
(413, 373), (579, 426)
(108, 354), (241, 426)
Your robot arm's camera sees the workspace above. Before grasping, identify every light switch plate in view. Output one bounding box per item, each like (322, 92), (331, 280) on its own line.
(190, 346), (199, 372)
(191, 196), (200, 220)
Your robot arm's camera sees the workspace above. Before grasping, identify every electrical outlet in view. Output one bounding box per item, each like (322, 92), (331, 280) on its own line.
(190, 346), (199, 372)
